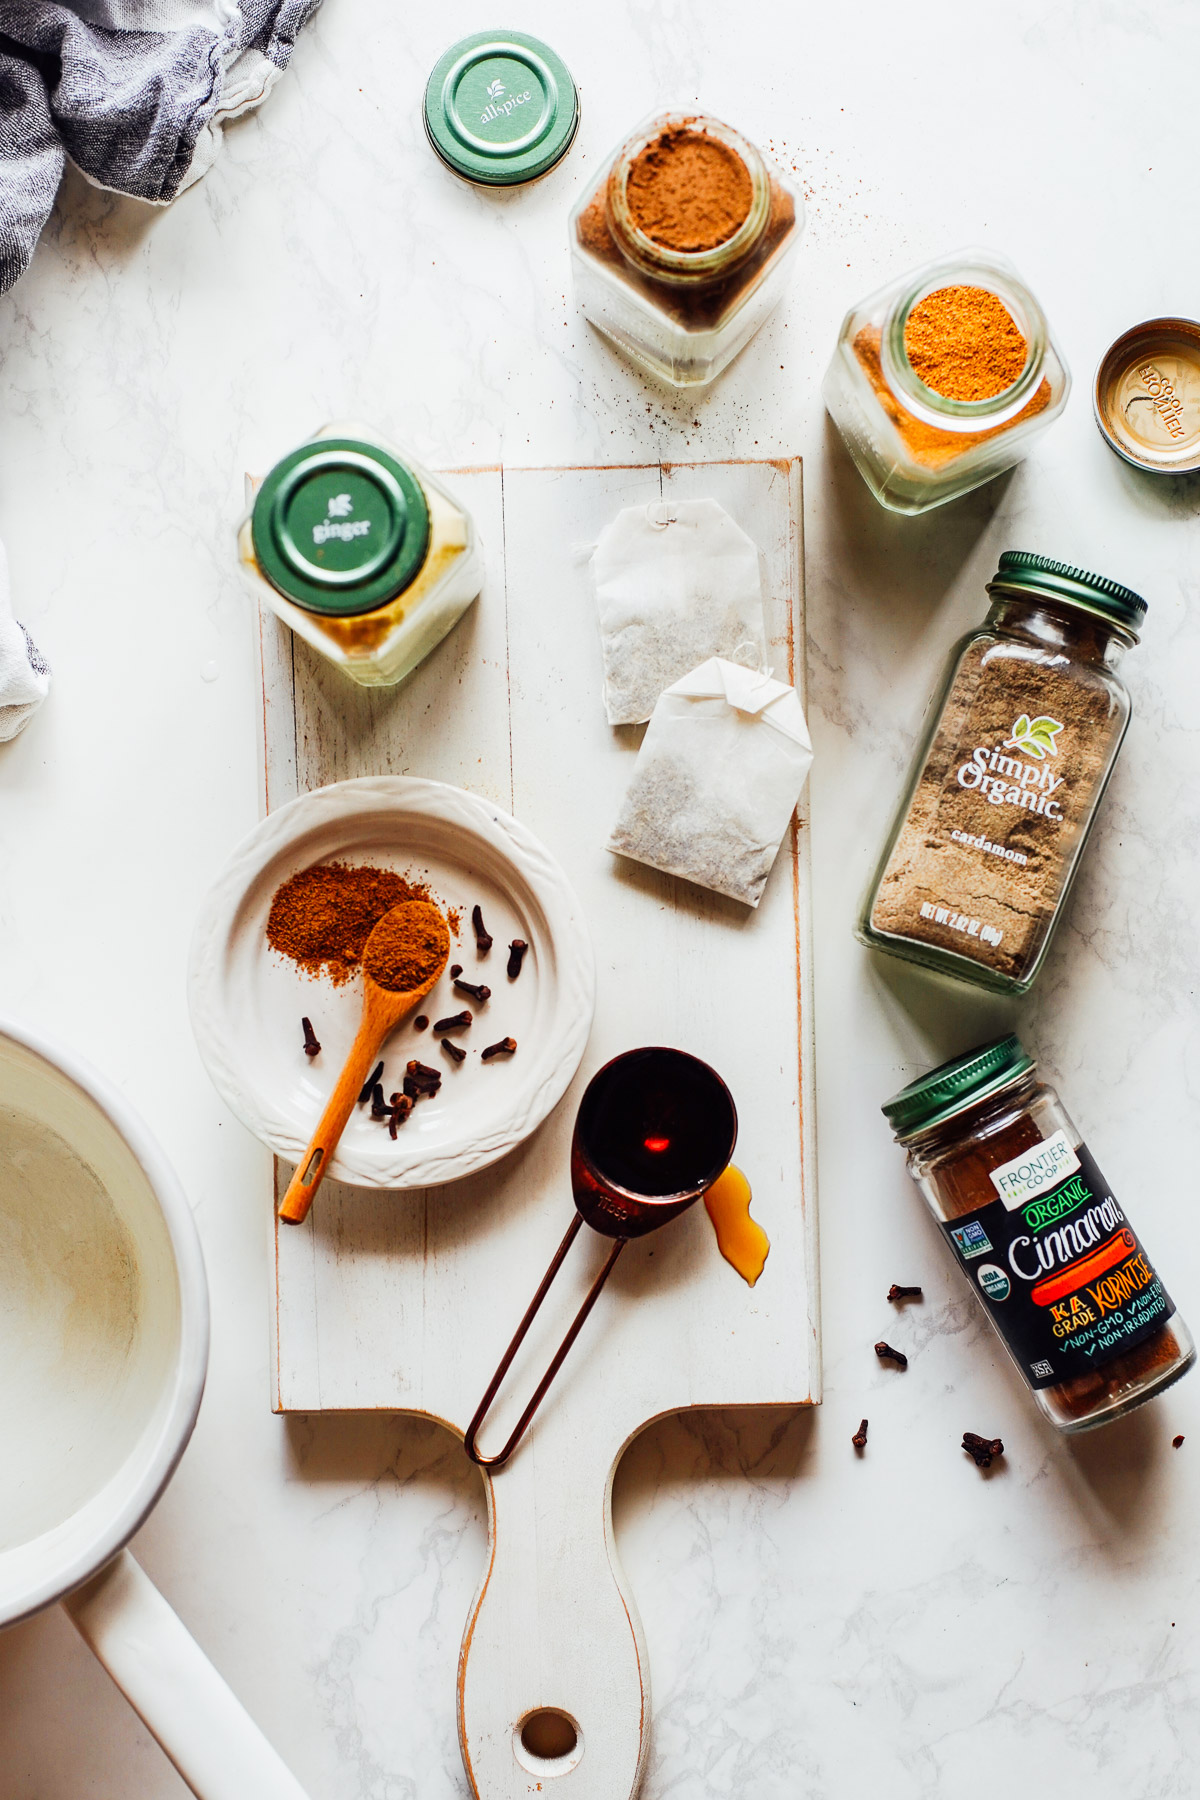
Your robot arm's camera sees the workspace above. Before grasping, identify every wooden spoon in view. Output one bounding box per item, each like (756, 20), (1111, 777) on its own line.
(278, 901), (450, 1225)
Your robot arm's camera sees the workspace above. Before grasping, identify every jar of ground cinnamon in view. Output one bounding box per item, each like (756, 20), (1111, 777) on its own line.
(823, 250), (1070, 513)
(884, 1035), (1194, 1432)
(860, 552), (1144, 993)
(236, 423), (482, 689)
(570, 112), (802, 388)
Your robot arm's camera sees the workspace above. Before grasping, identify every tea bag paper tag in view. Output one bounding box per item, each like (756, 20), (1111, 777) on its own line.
(591, 498), (768, 725)
(670, 658), (811, 745)
(607, 657), (814, 908)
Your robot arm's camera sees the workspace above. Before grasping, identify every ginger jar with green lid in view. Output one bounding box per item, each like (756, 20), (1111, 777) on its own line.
(236, 424), (482, 688)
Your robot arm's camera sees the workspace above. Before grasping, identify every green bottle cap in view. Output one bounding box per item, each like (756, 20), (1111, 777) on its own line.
(251, 439), (430, 616)
(988, 551), (1147, 639)
(423, 31), (579, 187)
(882, 1034), (1035, 1140)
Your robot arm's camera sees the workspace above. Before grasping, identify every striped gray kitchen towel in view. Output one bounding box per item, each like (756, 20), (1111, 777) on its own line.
(0, 0), (321, 291)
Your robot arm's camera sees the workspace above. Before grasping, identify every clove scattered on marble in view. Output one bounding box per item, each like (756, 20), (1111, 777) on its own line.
(962, 1432), (1004, 1468)
(887, 1284), (923, 1303)
(874, 1341), (908, 1369)
(852, 1419), (868, 1450)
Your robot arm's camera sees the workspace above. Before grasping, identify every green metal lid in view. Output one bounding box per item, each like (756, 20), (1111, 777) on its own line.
(987, 550), (1147, 639)
(423, 31), (578, 187)
(251, 439), (430, 616)
(882, 1034), (1035, 1140)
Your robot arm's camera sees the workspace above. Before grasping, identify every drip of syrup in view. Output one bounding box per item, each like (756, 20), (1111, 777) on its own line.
(703, 1165), (769, 1286)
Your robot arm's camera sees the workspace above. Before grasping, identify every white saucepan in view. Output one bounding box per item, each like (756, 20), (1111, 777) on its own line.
(0, 1016), (311, 1800)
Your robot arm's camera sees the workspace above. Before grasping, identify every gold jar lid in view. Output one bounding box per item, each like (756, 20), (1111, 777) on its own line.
(1094, 317), (1200, 472)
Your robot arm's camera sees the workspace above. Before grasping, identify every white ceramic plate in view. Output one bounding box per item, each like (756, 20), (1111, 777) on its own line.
(188, 778), (595, 1188)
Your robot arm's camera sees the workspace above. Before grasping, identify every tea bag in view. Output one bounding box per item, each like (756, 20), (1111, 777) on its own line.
(591, 498), (767, 724)
(608, 659), (813, 907)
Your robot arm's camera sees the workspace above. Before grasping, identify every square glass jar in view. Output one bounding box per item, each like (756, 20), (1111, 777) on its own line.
(822, 251), (1070, 514)
(569, 112), (802, 389)
(236, 423), (482, 689)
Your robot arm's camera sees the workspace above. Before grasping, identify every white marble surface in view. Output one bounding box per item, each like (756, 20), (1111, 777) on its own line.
(2, 2), (1199, 1795)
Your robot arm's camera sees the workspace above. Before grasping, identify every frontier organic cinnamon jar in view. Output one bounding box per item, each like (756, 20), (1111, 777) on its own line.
(884, 1036), (1194, 1433)
(860, 552), (1144, 994)
(570, 111), (802, 388)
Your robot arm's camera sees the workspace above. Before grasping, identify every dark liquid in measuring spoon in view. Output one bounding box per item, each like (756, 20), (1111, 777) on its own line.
(577, 1048), (734, 1197)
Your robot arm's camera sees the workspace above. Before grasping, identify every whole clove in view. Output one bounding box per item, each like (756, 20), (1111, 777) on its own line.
(874, 1341), (908, 1369)
(414, 1016), (429, 1031)
(453, 978), (491, 1003)
(433, 1010), (473, 1034)
(388, 1094), (414, 1138)
(450, 964), (463, 979)
(852, 1418), (868, 1449)
(472, 904), (493, 954)
(358, 1060), (385, 1103)
(887, 1284), (923, 1303)
(1173, 1434), (1185, 1449)
(371, 1082), (388, 1119)
(441, 1038), (466, 1064)
(301, 1017), (321, 1058)
(507, 939), (528, 979)
(404, 1059), (442, 1099)
(962, 1431), (1004, 1469)
(481, 1036), (518, 1061)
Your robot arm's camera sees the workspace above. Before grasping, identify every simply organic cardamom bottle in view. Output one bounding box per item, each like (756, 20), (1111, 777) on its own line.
(859, 552), (1143, 994)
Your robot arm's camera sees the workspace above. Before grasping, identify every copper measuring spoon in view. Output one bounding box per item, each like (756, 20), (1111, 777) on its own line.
(464, 1046), (737, 1469)
(278, 901), (450, 1226)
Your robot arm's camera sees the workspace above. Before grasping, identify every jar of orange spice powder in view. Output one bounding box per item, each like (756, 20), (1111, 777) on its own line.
(570, 111), (802, 388)
(823, 250), (1070, 513)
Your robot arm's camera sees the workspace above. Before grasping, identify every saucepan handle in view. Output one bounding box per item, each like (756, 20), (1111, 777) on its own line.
(62, 1550), (312, 1800)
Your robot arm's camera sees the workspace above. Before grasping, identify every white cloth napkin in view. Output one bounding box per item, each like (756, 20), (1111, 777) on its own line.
(0, 545), (50, 742)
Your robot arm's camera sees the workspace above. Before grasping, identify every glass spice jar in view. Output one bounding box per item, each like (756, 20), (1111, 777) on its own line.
(822, 249), (1070, 514)
(569, 111), (803, 389)
(237, 424), (482, 689)
(883, 1035), (1194, 1433)
(859, 552), (1144, 994)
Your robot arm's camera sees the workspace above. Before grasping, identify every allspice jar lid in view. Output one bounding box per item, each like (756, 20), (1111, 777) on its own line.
(423, 31), (579, 187)
(252, 439), (431, 616)
(987, 550), (1147, 639)
(883, 1035), (1035, 1140)
(1094, 318), (1200, 474)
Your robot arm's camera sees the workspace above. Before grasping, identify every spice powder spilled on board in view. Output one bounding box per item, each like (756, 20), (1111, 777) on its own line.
(267, 862), (434, 985)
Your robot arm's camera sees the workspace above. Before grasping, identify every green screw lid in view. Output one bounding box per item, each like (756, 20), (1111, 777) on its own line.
(882, 1034), (1036, 1140)
(423, 31), (579, 187)
(251, 439), (430, 616)
(988, 550), (1147, 639)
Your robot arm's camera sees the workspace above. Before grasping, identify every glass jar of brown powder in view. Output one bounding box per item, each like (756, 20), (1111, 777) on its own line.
(860, 552), (1144, 994)
(570, 111), (802, 388)
(884, 1035), (1193, 1433)
(823, 249), (1070, 513)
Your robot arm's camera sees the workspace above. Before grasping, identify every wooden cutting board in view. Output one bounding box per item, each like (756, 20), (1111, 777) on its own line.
(255, 459), (819, 1800)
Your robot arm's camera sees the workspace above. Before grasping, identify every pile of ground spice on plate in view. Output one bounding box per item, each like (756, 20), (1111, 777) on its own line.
(626, 125), (753, 252)
(267, 862), (435, 984)
(903, 284), (1028, 401)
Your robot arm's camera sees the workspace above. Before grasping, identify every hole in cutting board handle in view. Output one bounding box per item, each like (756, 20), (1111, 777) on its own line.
(514, 1708), (583, 1775)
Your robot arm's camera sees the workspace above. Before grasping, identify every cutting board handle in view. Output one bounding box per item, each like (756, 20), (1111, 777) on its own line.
(458, 1427), (649, 1800)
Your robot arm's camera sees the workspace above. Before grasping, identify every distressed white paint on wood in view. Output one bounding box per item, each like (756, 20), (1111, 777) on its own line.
(256, 461), (818, 1800)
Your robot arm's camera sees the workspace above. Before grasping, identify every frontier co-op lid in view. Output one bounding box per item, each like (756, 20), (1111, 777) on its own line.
(423, 31), (579, 187)
(251, 439), (431, 616)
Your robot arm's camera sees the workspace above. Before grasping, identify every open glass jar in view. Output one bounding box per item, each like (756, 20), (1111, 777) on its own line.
(823, 250), (1070, 514)
(570, 111), (802, 388)
(859, 552), (1144, 994)
(237, 424), (482, 689)
(884, 1035), (1194, 1433)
